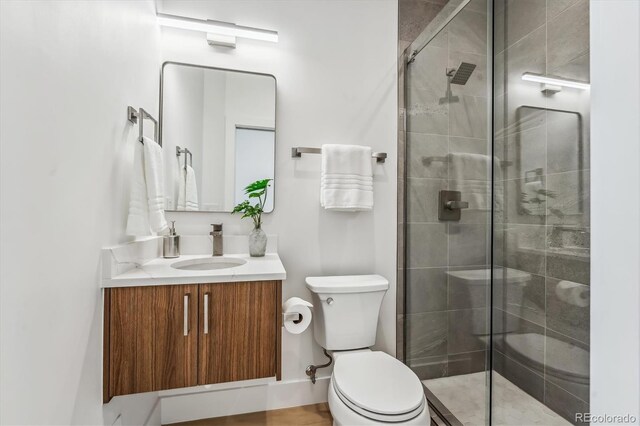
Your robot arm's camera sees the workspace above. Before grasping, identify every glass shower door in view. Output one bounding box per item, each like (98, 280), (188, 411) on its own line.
(402, 0), (492, 423)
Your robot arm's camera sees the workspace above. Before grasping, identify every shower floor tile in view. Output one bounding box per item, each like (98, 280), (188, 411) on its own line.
(424, 372), (571, 426)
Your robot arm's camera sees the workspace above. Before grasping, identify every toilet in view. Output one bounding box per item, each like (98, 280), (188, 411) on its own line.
(305, 275), (430, 425)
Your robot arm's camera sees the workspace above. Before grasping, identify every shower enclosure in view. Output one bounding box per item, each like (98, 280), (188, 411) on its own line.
(399, 0), (590, 424)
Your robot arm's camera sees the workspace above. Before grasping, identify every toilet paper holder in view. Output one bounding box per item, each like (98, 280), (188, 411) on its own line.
(283, 312), (302, 323)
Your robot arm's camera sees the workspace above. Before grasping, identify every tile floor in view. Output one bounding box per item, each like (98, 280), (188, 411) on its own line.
(425, 372), (571, 426)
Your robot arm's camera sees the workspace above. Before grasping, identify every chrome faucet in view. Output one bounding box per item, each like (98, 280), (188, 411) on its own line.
(210, 224), (223, 256)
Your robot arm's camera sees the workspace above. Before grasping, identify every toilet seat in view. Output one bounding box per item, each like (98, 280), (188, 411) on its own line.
(332, 351), (426, 422)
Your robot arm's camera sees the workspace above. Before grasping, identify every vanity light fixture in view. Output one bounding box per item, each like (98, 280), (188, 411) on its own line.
(157, 13), (278, 47)
(522, 72), (590, 90)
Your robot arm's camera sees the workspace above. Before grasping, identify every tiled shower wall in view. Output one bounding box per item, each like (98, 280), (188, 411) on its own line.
(492, 0), (591, 423)
(400, 0), (492, 378)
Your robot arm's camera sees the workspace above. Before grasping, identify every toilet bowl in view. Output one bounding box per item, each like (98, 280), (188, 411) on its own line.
(328, 350), (429, 425)
(305, 275), (430, 425)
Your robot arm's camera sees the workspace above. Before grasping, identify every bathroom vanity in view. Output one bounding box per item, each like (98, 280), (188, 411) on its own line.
(101, 237), (286, 403)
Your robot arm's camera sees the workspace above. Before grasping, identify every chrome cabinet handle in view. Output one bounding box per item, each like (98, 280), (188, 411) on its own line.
(183, 294), (190, 336)
(204, 293), (210, 335)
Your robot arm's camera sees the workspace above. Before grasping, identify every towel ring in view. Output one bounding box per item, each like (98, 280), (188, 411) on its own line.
(127, 106), (160, 146)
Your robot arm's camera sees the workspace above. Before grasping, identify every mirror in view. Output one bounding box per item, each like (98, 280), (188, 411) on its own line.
(160, 62), (276, 212)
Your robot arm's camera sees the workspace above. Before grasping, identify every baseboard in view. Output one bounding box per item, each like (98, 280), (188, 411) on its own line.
(160, 376), (330, 424)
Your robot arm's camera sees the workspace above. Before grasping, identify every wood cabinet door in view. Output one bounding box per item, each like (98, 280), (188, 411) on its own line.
(105, 285), (198, 400)
(198, 281), (278, 384)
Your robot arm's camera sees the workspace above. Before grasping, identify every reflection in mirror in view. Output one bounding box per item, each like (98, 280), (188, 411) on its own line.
(161, 62), (276, 212)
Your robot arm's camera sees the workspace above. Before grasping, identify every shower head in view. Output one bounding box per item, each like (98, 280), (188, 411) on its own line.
(447, 62), (477, 85)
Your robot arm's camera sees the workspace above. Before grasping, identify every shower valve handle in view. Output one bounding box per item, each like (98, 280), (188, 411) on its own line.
(445, 200), (469, 210)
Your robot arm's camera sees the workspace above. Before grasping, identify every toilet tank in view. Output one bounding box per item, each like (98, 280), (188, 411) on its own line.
(305, 275), (389, 350)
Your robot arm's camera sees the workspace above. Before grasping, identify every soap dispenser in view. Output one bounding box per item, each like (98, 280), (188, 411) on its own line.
(163, 221), (180, 258)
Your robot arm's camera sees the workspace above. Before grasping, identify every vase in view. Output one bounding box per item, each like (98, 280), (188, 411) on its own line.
(249, 226), (267, 257)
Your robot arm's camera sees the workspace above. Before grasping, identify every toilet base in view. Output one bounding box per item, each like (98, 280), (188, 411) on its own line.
(328, 376), (431, 425)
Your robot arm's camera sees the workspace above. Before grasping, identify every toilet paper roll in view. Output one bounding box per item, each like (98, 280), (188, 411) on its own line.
(283, 297), (313, 334)
(555, 280), (589, 307)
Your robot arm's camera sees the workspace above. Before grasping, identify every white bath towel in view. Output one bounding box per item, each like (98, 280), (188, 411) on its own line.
(320, 144), (373, 211)
(125, 141), (151, 236)
(178, 163), (199, 211)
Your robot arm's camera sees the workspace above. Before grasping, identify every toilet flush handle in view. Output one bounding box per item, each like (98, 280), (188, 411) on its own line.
(326, 297), (334, 305)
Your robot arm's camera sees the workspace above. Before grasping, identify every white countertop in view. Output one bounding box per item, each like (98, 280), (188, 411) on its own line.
(102, 253), (286, 288)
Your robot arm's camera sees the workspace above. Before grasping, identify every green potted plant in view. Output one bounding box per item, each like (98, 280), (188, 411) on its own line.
(232, 178), (272, 257)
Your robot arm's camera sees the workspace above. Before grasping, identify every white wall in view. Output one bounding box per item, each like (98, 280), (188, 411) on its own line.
(590, 1), (640, 423)
(0, 1), (162, 424)
(159, 0), (398, 420)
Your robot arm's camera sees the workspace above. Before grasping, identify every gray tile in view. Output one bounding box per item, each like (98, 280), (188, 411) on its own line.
(501, 224), (546, 275)
(547, 110), (588, 174)
(407, 223), (448, 267)
(408, 354), (448, 380)
(406, 311), (448, 359)
(448, 308), (489, 353)
(544, 380), (589, 425)
(502, 124), (546, 181)
(447, 267), (490, 309)
(494, 271), (546, 327)
(406, 44), (450, 135)
(495, 0), (546, 53)
(493, 350), (545, 403)
(546, 277), (590, 344)
(449, 95), (488, 138)
(550, 50), (590, 82)
(406, 132), (449, 179)
(450, 135), (489, 157)
(407, 178), (448, 223)
(448, 350), (487, 375)
(448, 8), (487, 55)
(546, 245), (590, 285)
(545, 329), (590, 403)
(448, 223), (489, 266)
(398, 0), (447, 44)
(546, 170), (590, 227)
(548, 0), (589, 73)
(406, 87), (450, 135)
(448, 50), (488, 98)
(406, 267), (448, 313)
(547, 0), (581, 20)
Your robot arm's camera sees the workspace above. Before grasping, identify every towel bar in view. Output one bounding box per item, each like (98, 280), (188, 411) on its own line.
(127, 106), (160, 146)
(291, 147), (387, 163)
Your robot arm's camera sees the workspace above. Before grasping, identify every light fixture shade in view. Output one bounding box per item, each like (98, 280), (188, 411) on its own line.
(521, 73), (590, 90)
(157, 13), (278, 43)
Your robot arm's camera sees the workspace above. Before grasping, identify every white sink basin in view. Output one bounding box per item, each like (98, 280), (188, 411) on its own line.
(171, 257), (247, 271)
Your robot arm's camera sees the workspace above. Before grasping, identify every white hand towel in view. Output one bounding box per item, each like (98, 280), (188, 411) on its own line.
(125, 141), (151, 236)
(177, 159), (199, 211)
(142, 137), (168, 233)
(320, 144), (373, 211)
